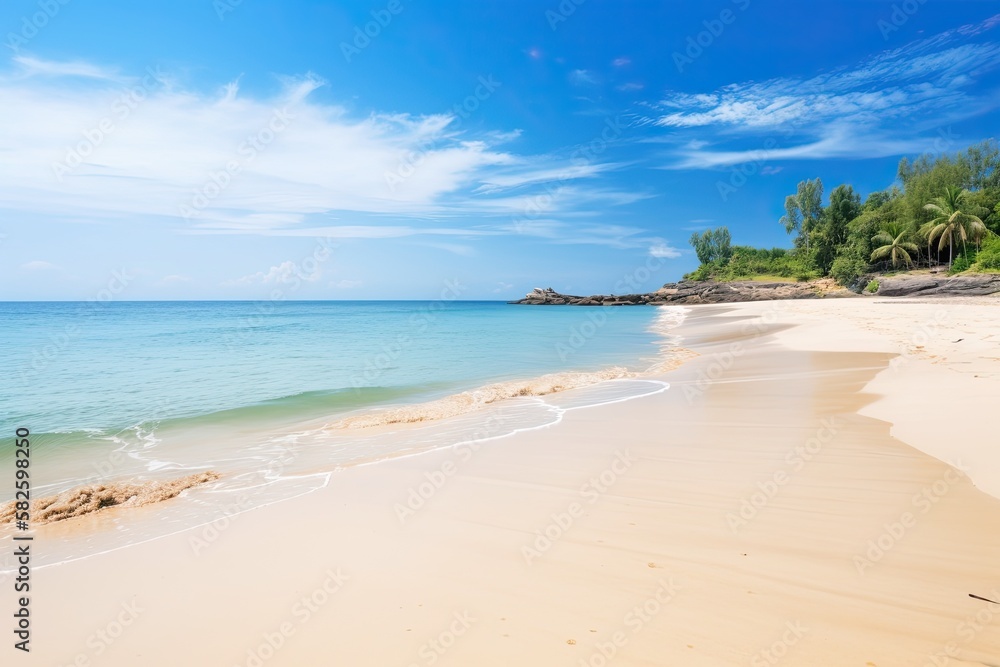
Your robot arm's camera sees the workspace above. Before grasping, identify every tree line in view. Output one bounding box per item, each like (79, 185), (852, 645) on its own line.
(687, 139), (1000, 286)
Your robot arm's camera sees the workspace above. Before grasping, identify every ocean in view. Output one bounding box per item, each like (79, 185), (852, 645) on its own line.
(0, 300), (682, 568)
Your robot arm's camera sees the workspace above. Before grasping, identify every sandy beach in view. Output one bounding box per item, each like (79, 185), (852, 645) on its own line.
(27, 296), (1000, 666)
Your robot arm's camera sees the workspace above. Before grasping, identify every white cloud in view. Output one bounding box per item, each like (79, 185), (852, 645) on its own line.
(156, 274), (192, 285)
(20, 260), (60, 271)
(646, 16), (1000, 167)
(649, 243), (682, 259)
(413, 241), (476, 256)
(474, 162), (621, 193)
(612, 57), (631, 67)
(569, 69), (597, 86)
(653, 34), (1000, 129)
(492, 282), (514, 293)
(12, 55), (120, 80)
(0, 56), (639, 235)
(333, 279), (362, 289)
(226, 260), (323, 286)
(616, 82), (644, 92)
(668, 125), (940, 169)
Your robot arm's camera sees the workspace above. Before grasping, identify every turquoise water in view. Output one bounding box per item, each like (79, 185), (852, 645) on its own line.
(0, 300), (677, 569)
(1, 301), (662, 444)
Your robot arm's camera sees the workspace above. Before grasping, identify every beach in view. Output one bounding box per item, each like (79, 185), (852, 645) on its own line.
(21, 296), (1000, 666)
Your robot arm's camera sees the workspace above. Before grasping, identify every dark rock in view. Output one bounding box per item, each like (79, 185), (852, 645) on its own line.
(875, 274), (1000, 297)
(509, 274), (1000, 306)
(510, 280), (828, 305)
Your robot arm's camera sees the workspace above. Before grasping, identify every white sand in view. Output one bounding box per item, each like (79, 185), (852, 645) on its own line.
(20, 296), (1000, 666)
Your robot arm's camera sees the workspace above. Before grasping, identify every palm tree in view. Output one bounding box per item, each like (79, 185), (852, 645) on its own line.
(917, 220), (937, 267)
(871, 222), (919, 269)
(923, 186), (988, 268)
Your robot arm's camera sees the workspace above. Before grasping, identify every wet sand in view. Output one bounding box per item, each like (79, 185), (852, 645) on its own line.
(26, 298), (1000, 666)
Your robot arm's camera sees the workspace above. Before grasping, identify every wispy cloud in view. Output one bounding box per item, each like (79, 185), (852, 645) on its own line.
(569, 69), (597, 86)
(156, 274), (193, 286)
(649, 243), (682, 259)
(616, 82), (644, 92)
(645, 15), (1000, 167)
(20, 260), (61, 271)
(12, 55), (120, 80)
(225, 260), (323, 286)
(0, 56), (640, 238)
(474, 162), (621, 193)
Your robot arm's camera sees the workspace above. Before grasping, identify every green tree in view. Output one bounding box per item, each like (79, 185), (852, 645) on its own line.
(923, 186), (988, 268)
(780, 178), (823, 251)
(870, 222), (918, 269)
(811, 184), (862, 273)
(688, 227), (732, 265)
(923, 185), (986, 268)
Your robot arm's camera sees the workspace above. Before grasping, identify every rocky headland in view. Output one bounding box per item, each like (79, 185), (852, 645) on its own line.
(511, 274), (1000, 305)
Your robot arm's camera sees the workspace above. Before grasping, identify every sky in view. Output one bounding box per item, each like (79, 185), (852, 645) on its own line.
(2, 0), (999, 300)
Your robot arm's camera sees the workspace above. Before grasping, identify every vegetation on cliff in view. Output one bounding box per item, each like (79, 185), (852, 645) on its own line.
(687, 140), (1000, 287)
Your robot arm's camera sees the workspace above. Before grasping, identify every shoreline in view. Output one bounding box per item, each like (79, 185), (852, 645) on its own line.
(12, 297), (1000, 665)
(0, 307), (686, 565)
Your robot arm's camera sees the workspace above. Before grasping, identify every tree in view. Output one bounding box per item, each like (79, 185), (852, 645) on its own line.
(780, 178), (823, 250)
(870, 222), (918, 269)
(689, 227), (732, 265)
(811, 184), (862, 273)
(923, 185), (988, 268)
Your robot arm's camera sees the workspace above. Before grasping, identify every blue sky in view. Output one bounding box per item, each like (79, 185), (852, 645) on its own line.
(2, 0), (999, 300)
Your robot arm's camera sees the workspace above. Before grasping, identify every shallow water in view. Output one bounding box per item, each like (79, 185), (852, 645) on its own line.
(0, 301), (686, 570)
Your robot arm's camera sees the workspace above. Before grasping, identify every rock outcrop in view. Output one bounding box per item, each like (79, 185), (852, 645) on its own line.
(511, 274), (1000, 306)
(512, 281), (841, 305)
(873, 274), (1000, 297)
